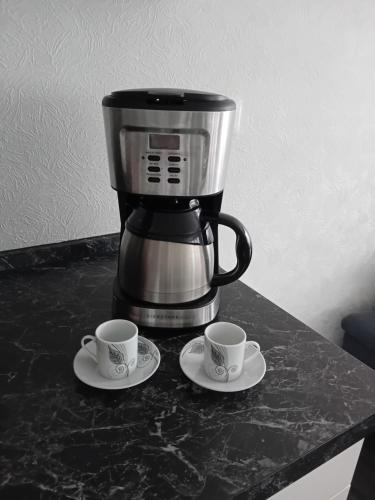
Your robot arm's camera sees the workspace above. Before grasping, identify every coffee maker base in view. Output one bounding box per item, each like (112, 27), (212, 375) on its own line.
(112, 280), (220, 329)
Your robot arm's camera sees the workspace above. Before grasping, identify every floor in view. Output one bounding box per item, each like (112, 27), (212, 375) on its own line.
(348, 434), (375, 500)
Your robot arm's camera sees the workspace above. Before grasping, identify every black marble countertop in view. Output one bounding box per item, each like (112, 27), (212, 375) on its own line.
(1, 238), (375, 500)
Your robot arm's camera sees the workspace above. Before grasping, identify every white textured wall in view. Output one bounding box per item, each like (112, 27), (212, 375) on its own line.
(2, 0), (375, 343)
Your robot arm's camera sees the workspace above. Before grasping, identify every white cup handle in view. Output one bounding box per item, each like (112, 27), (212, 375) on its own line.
(81, 335), (97, 362)
(244, 340), (260, 362)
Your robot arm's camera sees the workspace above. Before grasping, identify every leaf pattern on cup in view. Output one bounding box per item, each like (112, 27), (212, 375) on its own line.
(210, 344), (225, 367)
(108, 344), (135, 377)
(108, 344), (126, 365)
(210, 344), (238, 383)
(114, 364), (126, 375)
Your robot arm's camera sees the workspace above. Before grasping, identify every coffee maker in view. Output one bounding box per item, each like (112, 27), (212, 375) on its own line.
(102, 88), (252, 328)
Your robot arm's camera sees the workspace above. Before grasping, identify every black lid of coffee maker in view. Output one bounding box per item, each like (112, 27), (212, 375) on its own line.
(126, 206), (214, 245)
(102, 88), (235, 112)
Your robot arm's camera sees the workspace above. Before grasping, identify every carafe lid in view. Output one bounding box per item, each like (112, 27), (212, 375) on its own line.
(102, 88), (235, 112)
(126, 206), (214, 245)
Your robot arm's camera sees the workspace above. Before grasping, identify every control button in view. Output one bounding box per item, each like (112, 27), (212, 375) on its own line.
(168, 178), (180, 184)
(148, 177), (160, 183)
(148, 155), (160, 161)
(168, 167), (180, 173)
(148, 166), (160, 172)
(168, 156), (181, 162)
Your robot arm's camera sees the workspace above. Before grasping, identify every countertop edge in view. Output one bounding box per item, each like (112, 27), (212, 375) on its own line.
(0, 233), (120, 273)
(236, 414), (375, 500)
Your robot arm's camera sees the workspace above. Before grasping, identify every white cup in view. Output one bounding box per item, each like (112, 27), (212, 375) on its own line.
(81, 319), (138, 380)
(204, 322), (260, 383)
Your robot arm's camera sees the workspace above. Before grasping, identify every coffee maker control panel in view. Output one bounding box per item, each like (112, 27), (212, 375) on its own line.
(145, 150), (186, 188)
(119, 128), (209, 196)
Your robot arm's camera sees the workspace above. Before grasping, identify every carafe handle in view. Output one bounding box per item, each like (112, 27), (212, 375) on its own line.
(210, 213), (252, 287)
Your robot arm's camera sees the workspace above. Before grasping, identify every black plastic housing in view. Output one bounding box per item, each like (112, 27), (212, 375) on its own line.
(126, 205), (214, 245)
(102, 88), (236, 112)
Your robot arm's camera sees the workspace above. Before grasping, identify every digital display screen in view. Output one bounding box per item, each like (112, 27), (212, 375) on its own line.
(149, 134), (180, 150)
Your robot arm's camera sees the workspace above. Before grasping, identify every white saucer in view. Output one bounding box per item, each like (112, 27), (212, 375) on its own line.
(73, 336), (160, 390)
(179, 336), (266, 392)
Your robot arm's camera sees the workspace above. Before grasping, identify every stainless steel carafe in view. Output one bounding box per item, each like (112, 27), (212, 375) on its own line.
(119, 203), (252, 305)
